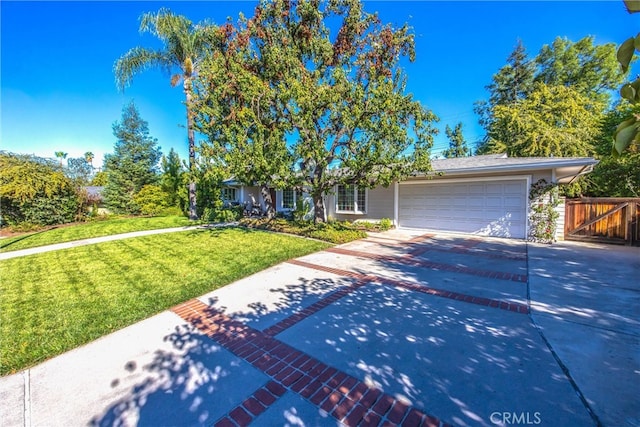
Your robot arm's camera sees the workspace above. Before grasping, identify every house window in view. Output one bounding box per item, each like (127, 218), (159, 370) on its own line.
(336, 185), (366, 214)
(282, 189), (304, 210)
(221, 187), (237, 202)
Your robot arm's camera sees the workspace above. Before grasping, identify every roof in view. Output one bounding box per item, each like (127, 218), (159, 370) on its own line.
(427, 154), (598, 184)
(84, 186), (104, 198)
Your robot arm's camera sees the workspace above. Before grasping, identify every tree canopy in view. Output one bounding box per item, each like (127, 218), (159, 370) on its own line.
(483, 83), (602, 157)
(476, 35), (620, 158)
(535, 36), (623, 105)
(195, 0), (437, 222)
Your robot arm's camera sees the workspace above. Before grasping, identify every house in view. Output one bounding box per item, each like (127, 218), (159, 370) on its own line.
(222, 154), (598, 240)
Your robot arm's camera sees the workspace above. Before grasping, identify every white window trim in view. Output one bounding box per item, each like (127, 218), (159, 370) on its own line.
(281, 189), (300, 211)
(335, 185), (367, 215)
(222, 187), (237, 202)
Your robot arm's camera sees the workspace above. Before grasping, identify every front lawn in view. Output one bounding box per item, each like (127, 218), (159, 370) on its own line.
(0, 227), (329, 375)
(0, 216), (192, 253)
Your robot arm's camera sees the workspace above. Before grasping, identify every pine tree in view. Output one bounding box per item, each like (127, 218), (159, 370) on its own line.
(475, 40), (535, 133)
(103, 101), (162, 214)
(442, 123), (471, 158)
(160, 148), (187, 212)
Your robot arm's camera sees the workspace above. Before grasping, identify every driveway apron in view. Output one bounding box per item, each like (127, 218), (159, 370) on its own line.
(1, 230), (633, 426)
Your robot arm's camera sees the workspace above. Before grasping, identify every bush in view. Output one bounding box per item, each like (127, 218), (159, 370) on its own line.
(201, 205), (242, 223)
(239, 218), (367, 244)
(0, 152), (81, 227)
(132, 185), (171, 216)
(157, 206), (185, 217)
(352, 218), (394, 232)
(379, 218), (392, 231)
(21, 193), (80, 226)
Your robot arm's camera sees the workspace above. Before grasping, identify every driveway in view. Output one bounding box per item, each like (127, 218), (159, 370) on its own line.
(0, 230), (637, 426)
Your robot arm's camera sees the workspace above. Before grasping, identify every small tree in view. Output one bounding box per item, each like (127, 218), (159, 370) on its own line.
(102, 101), (162, 214)
(442, 123), (471, 158)
(84, 151), (95, 169)
(160, 148), (188, 213)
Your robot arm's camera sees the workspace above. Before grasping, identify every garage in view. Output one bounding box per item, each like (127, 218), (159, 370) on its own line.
(398, 178), (528, 238)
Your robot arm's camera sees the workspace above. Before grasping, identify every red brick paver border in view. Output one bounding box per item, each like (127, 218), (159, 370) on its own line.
(286, 259), (529, 315)
(324, 247), (528, 283)
(172, 299), (450, 427)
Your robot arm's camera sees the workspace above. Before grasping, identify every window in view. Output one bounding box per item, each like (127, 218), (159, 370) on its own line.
(336, 185), (366, 214)
(221, 187), (237, 202)
(282, 189), (295, 209)
(282, 189), (303, 210)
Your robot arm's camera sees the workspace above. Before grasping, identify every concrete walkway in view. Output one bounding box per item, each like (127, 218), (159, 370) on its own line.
(0, 224), (227, 261)
(0, 229), (638, 426)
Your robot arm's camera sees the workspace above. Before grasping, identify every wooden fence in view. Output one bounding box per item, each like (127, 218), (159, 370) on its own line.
(565, 198), (640, 246)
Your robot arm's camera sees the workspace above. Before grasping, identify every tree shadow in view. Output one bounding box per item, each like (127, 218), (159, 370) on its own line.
(88, 236), (627, 426)
(90, 309), (270, 427)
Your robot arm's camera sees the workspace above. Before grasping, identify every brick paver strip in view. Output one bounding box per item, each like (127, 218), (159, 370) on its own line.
(172, 299), (450, 427)
(286, 259), (529, 315)
(324, 246), (528, 283)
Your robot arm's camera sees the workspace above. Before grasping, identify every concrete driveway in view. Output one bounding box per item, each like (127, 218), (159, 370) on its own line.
(0, 230), (638, 426)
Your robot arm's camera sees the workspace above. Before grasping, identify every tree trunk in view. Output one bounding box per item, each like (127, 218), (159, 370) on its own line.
(261, 184), (276, 218)
(185, 78), (198, 220)
(313, 194), (325, 224)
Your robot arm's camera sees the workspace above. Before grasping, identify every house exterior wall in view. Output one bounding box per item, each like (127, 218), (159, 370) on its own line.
(555, 197), (566, 241)
(325, 185), (395, 222)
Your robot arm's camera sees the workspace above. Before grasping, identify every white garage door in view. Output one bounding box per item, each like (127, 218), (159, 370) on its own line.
(399, 179), (527, 238)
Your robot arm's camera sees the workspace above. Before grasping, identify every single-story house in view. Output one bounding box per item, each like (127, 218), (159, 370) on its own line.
(221, 154), (598, 240)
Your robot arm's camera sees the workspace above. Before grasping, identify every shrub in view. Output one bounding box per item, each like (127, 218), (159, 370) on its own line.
(0, 152), (81, 227)
(132, 185), (171, 216)
(379, 218), (393, 231)
(201, 205), (242, 223)
(239, 218), (367, 244)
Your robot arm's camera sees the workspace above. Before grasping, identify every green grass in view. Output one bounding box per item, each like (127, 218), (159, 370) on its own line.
(0, 216), (193, 253)
(0, 227), (330, 375)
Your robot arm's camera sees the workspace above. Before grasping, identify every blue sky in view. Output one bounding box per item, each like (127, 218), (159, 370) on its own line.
(1, 1), (638, 168)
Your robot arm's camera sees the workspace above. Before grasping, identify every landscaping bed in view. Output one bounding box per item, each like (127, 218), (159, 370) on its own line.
(239, 218), (373, 244)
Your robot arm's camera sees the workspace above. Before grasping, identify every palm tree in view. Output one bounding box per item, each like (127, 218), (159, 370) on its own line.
(114, 8), (217, 220)
(54, 151), (67, 166)
(84, 151), (94, 169)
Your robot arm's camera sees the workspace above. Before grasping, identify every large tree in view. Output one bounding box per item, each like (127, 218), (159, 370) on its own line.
(535, 36), (624, 106)
(483, 83), (603, 157)
(586, 103), (640, 196)
(441, 123), (471, 158)
(195, 17), (293, 217)
(613, 0), (640, 155)
(102, 101), (162, 214)
(115, 8), (219, 220)
(477, 35), (621, 156)
(474, 39), (535, 135)
(196, 0), (437, 223)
